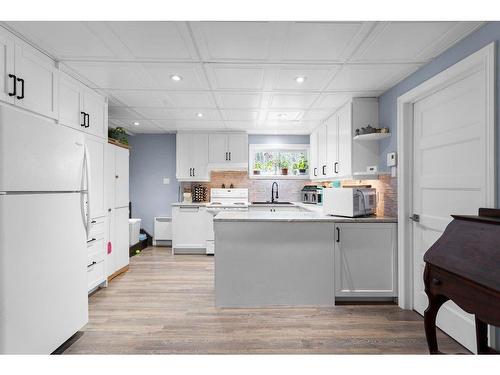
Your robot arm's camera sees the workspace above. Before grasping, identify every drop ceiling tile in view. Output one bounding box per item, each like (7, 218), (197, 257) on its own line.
(133, 107), (221, 121)
(141, 63), (209, 90)
(273, 65), (341, 91)
(302, 110), (335, 121)
(220, 110), (259, 121)
(108, 106), (146, 119)
(155, 120), (227, 131)
(6, 21), (116, 59)
(224, 121), (258, 131)
(351, 21), (483, 62)
(266, 110), (303, 121)
(326, 64), (421, 92)
(214, 92), (262, 109)
(282, 22), (373, 62)
(312, 93), (353, 109)
(269, 93), (319, 109)
(105, 21), (198, 60)
(107, 90), (170, 107)
(165, 92), (216, 108)
(205, 64), (267, 90)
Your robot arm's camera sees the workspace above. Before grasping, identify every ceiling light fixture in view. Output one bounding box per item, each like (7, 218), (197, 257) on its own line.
(170, 74), (182, 82)
(295, 76), (306, 84)
(133, 121), (140, 126)
(196, 113), (203, 118)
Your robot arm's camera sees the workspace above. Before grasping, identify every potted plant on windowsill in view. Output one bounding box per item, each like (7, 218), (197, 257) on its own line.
(294, 157), (308, 175)
(279, 158), (290, 175)
(253, 161), (263, 175)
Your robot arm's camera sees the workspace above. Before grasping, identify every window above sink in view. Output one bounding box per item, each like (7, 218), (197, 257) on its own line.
(249, 144), (310, 180)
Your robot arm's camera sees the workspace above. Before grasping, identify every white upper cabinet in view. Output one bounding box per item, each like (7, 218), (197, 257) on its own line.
(310, 98), (379, 181)
(0, 31), (15, 104)
(208, 133), (248, 168)
(14, 44), (58, 119)
(83, 89), (107, 139)
(114, 146), (130, 208)
(176, 133), (210, 181)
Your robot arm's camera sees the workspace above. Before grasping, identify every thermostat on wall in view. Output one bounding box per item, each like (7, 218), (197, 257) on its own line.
(387, 152), (397, 167)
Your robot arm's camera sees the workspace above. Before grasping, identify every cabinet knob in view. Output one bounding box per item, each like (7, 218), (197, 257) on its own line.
(115, 175), (119, 179)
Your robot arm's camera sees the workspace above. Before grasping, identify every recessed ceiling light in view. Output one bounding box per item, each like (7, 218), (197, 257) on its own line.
(196, 113), (203, 118)
(170, 74), (182, 82)
(295, 76), (306, 84)
(133, 121), (140, 126)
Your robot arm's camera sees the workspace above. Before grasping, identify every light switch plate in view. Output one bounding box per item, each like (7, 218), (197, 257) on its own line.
(163, 178), (170, 185)
(387, 152), (397, 167)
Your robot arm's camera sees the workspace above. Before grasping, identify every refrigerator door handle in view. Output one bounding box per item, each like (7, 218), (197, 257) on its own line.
(83, 144), (92, 238)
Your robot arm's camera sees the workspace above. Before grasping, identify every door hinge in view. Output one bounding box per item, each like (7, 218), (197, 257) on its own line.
(410, 214), (420, 222)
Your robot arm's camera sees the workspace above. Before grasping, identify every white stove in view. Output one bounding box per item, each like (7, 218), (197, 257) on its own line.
(206, 188), (249, 254)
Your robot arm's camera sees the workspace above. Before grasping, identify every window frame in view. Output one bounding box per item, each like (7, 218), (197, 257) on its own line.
(248, 143), (310, 180)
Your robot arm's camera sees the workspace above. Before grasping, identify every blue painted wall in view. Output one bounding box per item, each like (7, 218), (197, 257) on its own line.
(128, 134), (179, 234)
(379, 22), (500, 206)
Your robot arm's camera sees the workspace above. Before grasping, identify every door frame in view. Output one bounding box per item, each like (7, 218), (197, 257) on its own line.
(396, 42), (496, 311)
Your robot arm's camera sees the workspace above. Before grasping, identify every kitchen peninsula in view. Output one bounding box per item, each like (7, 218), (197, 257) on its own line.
(214, 206), (397, 308)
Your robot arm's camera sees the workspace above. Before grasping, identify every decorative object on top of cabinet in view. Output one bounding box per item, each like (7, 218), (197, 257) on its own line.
(193, 185), (208, 202)
(109, 127), (129, 145)
(108, 138), (131, 150)
(310, 98), (381, 181)
(208, 133), (248, 170)
(353, 132), (391, 141)
(176, 133), (210, 181)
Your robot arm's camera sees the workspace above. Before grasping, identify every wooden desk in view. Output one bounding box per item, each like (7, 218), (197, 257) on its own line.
(423, 208), (500, 354)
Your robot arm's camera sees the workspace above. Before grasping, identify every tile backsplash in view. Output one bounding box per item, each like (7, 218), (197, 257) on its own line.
(182, 171), (398, 217)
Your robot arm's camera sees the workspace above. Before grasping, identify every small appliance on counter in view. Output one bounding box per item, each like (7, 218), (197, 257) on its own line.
(323, 187), (376, 217)
(301, 185), (323, 205)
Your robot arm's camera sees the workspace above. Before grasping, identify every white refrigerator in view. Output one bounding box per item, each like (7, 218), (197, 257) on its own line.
(0, 105), (89, 354)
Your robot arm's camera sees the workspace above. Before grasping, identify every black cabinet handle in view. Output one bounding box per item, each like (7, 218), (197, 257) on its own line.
(87, 261), (97, 268)
(314, 167), (317, 176)
(193, 168), (195, 176)
(334, 162), (339, 174)
(189, 168), (192, 176)
(8, 74), (16, 96)
(87, 238), (97, 243)
(225, 152), (228, 161)
(229, 152), (231, 161)
(336, 227), (340, 243)
(322, 165), (326, 175)
(85, 113), (90, 128)
(80, 112), (86, 127)
(16, 78), (24, 99)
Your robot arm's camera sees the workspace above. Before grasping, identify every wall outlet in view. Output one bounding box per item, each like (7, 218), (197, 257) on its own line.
(163, 178), (170, 185)
(387, 152), (397, 167)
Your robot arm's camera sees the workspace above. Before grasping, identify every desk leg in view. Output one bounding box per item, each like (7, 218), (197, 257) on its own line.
(475, 318), (489, 354)
(424, 294), (448, 354)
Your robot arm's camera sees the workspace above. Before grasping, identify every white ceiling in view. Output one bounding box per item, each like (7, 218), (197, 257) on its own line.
(4, 21), (483, 134)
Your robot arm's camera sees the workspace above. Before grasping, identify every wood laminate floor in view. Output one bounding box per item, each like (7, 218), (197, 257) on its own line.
(63, 246), (468, 354)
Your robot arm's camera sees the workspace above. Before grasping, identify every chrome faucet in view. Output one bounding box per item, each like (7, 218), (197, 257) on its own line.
(271, 182), (279, 203)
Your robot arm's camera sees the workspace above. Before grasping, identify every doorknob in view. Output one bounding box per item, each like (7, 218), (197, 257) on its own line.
(410, 214), (420, 222)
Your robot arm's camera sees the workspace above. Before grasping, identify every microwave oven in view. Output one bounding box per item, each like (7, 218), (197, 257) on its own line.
(323, 188), (376, 217)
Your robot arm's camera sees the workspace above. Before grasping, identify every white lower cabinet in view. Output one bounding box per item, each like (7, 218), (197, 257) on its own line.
(87, 217), (106, 292)
(334, 223), (397, 298)
(172, 206), (208, 253)
(113, 206), (130, 272)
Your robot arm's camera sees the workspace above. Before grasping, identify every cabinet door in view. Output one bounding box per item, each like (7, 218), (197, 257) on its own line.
(59, 73), (83, 130)
(176, 133), (193, 179)
(85, 135), (106, 219)
(0, 31), (15, 104)
(309, 129), (319, 179)
(14, 44), (58, 119)
(317, 123), (328, 178)
(227, 133), (248, 164)
(326, 115), (338, 178)
(83, 90), (107, 139)
(208, 133), (227, 164)
(337, 103), (352, 178)
(335, 223), (397, 297)
(114, 206), (130, 271)
(114, 147), (129, 208)
(191, 133), (209, 181)
(172, 206), (207, 250)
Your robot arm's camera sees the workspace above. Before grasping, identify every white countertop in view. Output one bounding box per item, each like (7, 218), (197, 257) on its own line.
(171, 202), (208, 207)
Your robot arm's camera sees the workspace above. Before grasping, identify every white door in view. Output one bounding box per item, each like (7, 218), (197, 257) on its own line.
(83, 90), (106, 139)
(58, 72), (84, 130)
(176, 133), (193, 179)
(227, 133), (248, 164)
(85, 135), (106, 219)
(309, 129), (319, 179)
(317, 123), (327, 178)
(0, 31), (15, 104)
(14, 44), (58, 119)
(412, 67), (490, 352)
(191, 133), (209, 181)
(114, 146), (129, 208)
(0, 193), (88, 354)
(209, 133), (227, 164)
(0, 105), (85, 192)
(337, 103), (352, 178)
(326, 115), (338, 178)
(114, 206), (130, 271)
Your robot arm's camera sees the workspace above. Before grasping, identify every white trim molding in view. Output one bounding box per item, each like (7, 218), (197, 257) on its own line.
(248, 143), (310, 180)
(396, 42), (496, 311)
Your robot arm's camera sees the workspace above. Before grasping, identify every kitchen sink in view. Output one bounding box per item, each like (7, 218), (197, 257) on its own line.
(252, 201), (294, 205)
